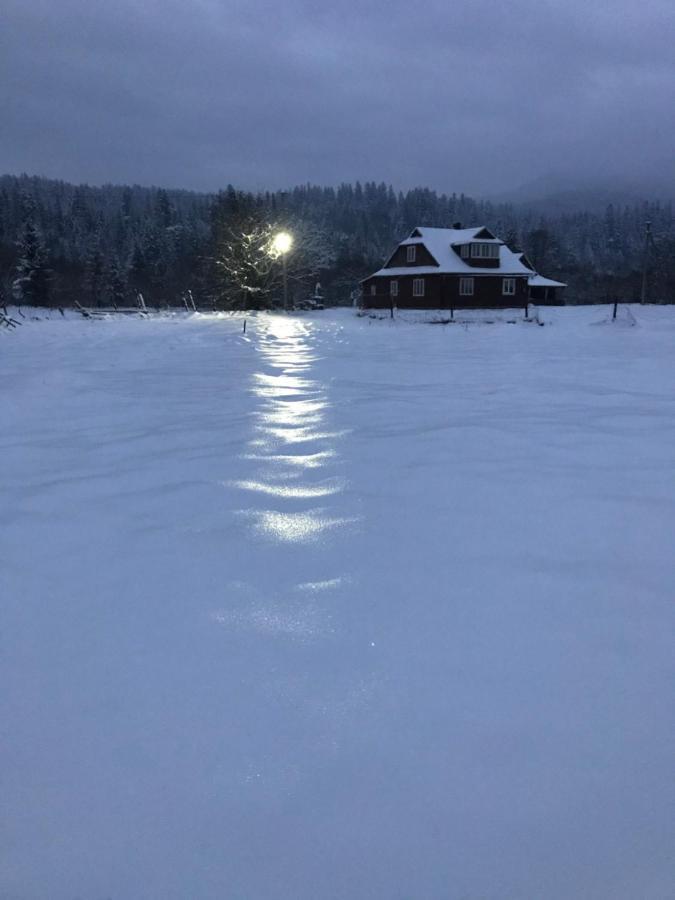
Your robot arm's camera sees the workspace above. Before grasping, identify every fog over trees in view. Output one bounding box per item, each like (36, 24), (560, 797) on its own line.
(1, 173), (674, 308)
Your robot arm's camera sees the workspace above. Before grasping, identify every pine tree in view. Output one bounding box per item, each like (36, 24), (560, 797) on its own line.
(12, 221), (53, 306)
(83, 241), (106, 307)
(128, 243), (148, 296)
(105, 257), (128, 308)
(155, 189), (173, 229)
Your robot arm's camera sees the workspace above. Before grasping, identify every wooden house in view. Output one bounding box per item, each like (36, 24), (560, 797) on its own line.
(361, 226), (566, 309)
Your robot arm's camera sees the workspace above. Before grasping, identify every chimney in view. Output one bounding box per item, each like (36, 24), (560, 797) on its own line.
(452, 221), (462, 229)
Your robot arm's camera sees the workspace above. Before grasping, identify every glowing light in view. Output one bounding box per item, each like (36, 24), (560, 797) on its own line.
(272, 231), (293, 256)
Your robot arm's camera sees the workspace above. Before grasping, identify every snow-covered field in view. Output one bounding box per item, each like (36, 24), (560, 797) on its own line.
(2, 306), (674, 900)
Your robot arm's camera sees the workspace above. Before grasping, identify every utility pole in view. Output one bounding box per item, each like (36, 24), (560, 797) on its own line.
(640, 220), (652, 305)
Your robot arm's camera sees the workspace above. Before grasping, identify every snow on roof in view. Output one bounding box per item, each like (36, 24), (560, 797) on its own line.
(370, 226), (534, 278)
(405, 226), (489, 245)
(528, 275), (567, 288)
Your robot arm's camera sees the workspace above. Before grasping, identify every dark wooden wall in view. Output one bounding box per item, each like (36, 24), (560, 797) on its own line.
(362, 274), (531, 309)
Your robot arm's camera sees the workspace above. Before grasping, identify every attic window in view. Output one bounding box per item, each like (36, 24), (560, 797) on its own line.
(406, 245), (416, 263)
(470, 243), (500, 260)
(460, 244), (470, 259)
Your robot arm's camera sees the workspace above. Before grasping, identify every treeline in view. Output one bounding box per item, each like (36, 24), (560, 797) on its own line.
(1, 173), (674, 307)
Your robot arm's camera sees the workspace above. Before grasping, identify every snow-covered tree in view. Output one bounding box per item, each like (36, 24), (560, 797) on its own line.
(105, 257), (128, 308)
(83, 240), (106, 306)
(12, 220), (53, 306)
(209, 187), (335, 309)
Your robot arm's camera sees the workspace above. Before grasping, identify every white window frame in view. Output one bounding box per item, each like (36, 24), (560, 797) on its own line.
(459, 277), (474, 296)
(412, 278), (425, 297)
(470, 242), (500, 259)
(460, 244), (470, 258)
(370, 283), (376, 296)
(390, 280), (398, 297)
(406, 245), (416, 263)
(502, 278), (516, 296)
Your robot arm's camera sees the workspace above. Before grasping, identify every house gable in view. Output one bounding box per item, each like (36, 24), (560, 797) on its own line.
(473, 227), (496, 240)
(384, 241), (439, 269)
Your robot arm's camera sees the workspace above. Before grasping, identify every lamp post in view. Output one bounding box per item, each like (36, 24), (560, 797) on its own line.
(272, 231), (293, 310)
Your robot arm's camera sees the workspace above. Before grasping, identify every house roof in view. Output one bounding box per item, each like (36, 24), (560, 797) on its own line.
(528, 274), (567, 288)
(369, 226), (535, 278)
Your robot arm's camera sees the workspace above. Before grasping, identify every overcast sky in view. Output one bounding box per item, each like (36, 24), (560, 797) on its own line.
(2, 0), (674, 196)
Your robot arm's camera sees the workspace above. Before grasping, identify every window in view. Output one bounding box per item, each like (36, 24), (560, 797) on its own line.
(406, 245), (416, 263)
(412, 278), (425, 297)
(502, 278), (516, 296)
(460, 244), (470, 258)
(390, 280), (399, 297)
(470, 243), (500, 259)
(459, 277), (474, 296)
(370, 284), (376, 295)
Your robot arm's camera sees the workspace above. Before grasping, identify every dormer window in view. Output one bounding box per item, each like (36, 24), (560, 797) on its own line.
(406, 245), (416, 263)
(470, 243), (500, 260)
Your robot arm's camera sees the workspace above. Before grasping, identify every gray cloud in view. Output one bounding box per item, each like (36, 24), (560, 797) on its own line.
(1, 0), (674, 195)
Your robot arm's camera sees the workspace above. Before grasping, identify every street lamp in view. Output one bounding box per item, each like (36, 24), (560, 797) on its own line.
(272, 231), (293, 310)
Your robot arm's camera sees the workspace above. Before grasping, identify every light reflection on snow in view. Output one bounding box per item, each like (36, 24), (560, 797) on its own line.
(252, 373), (315, 390)
(232, 315), (358, 547)
(295, 577), (347, 592)
(228, 478), (345, 499)
(251, 386), (309, 398)
(259, 411), (325, 429)
(255, 425), (347, 445)
(242, 450), (337, 468)
(210, 578), (336, 642)
(243, 508), (355, 543)
(211, 605), (331, 640)
(259, 401), (327, 426)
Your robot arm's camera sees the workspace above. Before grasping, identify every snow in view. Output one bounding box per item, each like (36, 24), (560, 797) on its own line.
(2, 306), (675, 900)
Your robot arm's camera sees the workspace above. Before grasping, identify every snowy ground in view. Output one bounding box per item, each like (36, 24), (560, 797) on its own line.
(2, 306), (674, 900)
